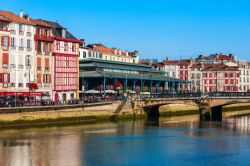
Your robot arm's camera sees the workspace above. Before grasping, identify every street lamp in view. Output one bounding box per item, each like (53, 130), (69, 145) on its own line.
(24, 71), (31, 105)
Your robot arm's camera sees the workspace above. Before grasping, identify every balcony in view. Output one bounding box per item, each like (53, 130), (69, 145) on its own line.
(2, 64), (8, 68)
(18, 65), (24, 69)
(10, 30), (16, 34)
(26, 47), (32, 52)
(10, 64), (15, 69)
(26, 32), (31, 36)
(19, 31), (24, 35)
(34, 34), (53, 42)
(19, 47), (24, 51)
(10, 46), (16, 51)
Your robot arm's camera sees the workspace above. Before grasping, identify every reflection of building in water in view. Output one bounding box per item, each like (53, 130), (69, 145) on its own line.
(226, 115), (250, 133)
(0, 129), (81, 166)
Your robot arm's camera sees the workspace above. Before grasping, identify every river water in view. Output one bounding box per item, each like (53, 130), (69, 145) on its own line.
(1, 115), (250, 166)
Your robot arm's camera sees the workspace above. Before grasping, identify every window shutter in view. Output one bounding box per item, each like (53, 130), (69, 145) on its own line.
(37, 57), (41, 67)
(2, 53), (9, 65)
(0, 73), (3, 83)
(45, 58), (49, 68)
(49, 74), (51, 83)
(43, 74), (45, 83)
(7, 37), (10, 48)
(35, 41), (38, 50)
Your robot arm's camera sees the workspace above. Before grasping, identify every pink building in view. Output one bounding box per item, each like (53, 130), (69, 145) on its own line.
(202, 64), (239, 92)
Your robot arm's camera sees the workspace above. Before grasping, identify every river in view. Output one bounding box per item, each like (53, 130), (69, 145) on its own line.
(1, 115), (250, 166)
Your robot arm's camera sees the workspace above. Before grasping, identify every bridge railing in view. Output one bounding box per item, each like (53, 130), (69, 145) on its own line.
(140, 92), (250, 99)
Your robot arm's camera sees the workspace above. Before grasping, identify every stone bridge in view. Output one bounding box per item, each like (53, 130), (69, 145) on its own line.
(133, 96), (250, 121)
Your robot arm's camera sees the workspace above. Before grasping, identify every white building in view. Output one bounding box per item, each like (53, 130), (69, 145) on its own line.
(0, 10), (36, 92)
(238, 61), (250, 92)
(79, 43), (139, 64)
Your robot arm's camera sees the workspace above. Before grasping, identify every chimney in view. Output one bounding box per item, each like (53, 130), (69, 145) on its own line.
(114, 49), (118, 55)
(118, 50), (122, 56)
(62, 29), (66, 38)
(126, 51), (129, 57)
(20, 10), (23, 18)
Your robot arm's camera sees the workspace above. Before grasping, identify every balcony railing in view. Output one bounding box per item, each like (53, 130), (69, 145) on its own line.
(19, 47), (24, 51)
(34, 34), (53, 42)
(10, 30), (16, 34)
(26, 47), (32, 52)
(10, 46), (16, 50)
(26, 32), (31, 36)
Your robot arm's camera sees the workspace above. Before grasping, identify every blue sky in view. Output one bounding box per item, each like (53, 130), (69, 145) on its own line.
(1, 0), (250, 61)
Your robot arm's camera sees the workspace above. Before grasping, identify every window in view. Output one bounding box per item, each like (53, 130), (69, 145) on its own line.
(25, 55), (31, 68)
(45, 43), (49, 55)
(37, 41), (42, 53)
(72, 43), (76, 52)
(19, 24), (24, 34)
(19, 38), (24, 48)
(56, 41), (60, 50)
(1, 36), (8, 48)
(27, 39), (31, 48)
(64, 42), (68, 51)
(82, 52), (86, 58)
(11, 37), (15, 47)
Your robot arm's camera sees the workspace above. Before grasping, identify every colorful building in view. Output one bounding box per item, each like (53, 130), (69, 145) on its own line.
(30, 19), (54, 98)
(41, 20), (82, 102)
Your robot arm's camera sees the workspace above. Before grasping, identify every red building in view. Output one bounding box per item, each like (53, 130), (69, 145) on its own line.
(42, 20), (82, 102)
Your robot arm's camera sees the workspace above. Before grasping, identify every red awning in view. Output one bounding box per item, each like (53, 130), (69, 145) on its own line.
(0, 92), (44, 96)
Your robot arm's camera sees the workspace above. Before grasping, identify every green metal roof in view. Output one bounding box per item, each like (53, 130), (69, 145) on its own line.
(80, 71), (191, 83)
(79, 58), (153, 68)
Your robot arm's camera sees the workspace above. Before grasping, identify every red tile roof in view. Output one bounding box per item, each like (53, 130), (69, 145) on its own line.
(0, 15), (10, 22)
(0, 10), (34, 25)
(202, 63), (238, 71)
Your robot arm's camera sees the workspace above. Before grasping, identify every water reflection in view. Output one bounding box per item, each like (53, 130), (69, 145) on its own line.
(0, 115), (250, 165)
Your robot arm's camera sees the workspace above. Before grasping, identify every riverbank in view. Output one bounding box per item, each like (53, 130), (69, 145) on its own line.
(0, 101), (146, 128)
(1, 102), (250, 129)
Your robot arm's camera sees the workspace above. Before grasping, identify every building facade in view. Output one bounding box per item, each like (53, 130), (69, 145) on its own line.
(42, 20), (82, 102)
(79, 44), (139, 64)
(0, 10), (37, 95)
(238, 61), (250, 92)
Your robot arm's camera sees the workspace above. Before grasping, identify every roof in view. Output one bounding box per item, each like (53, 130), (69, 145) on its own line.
(202, 63), (239, 71)
(80, 58), (154, 70)
(38, 19), (78, 40)
(163, 59), (192, 66)
(79, 70), (190, 83)
(29, 19), (53, 28)
(0, 10), (33, 25)
(87, 44), (138, 58)
(0, 15), (10, 22)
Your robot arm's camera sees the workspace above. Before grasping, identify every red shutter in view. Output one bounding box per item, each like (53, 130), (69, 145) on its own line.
(37, 57), (41, 67)
(49, 74), (51, 83)
(43, 74), (45, 83)
(45, 58), (49, 68)
(0, 73), (3, 83)
(37, 74), (41, 83)
(35, 41), (38, 50)
(2, 53), (9, 65)
(7, 37), (10, 48)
